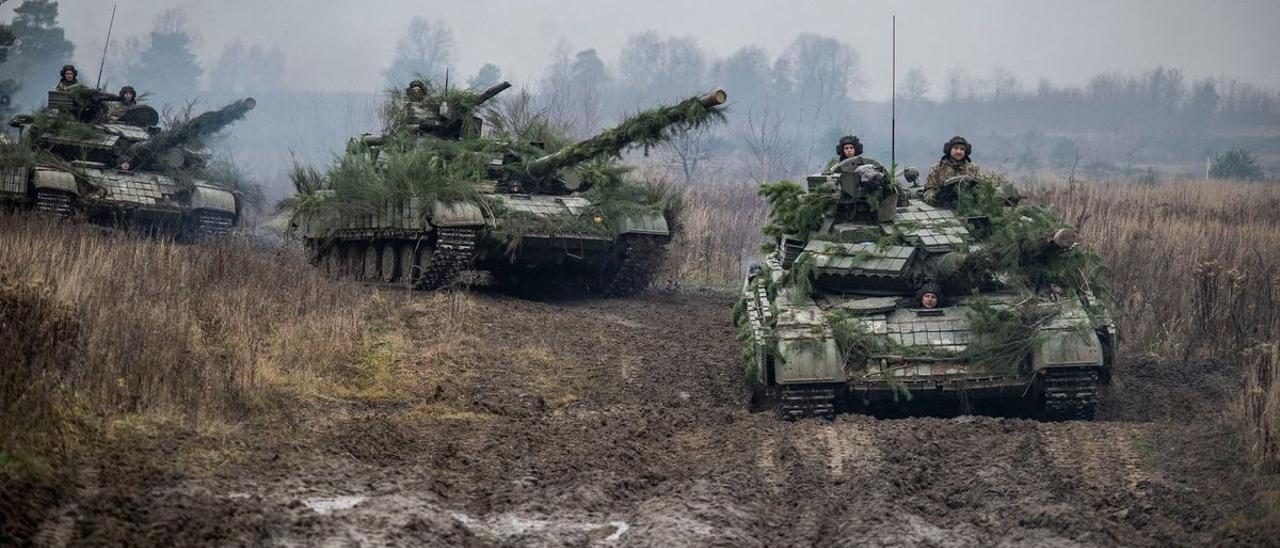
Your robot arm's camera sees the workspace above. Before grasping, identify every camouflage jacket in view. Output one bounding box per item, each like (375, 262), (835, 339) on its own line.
(924, 158), (981, 205)
(823, 155), (884, 174)
(54, 80), (81, 92)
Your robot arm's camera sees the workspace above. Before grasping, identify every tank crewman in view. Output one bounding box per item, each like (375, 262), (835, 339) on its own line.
(917, 281), (942, 309)
(107, 86), (139, 120)
(924, 135), (982, 205)
(405, 80), (428, 103)
(55, 64), (80, 91)
(823, 135), (883, 174)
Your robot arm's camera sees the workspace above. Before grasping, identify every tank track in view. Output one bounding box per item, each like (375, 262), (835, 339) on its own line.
(778, 385), (837, 421)
(604, 235), (667, 297)
(192, 211), (236, 240)
(34, 189), (73, 219)
(416, 227), (478, 290)
(1041, 367), (1100, 421)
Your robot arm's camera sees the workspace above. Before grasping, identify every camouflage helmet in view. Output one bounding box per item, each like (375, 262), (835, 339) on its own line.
(836, 135), (863, 158)
(943, 135), (972, 161)
(61, 64), (78, 78)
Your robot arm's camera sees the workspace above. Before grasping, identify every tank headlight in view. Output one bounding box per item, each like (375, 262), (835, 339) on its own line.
(592, 215), (605, 224)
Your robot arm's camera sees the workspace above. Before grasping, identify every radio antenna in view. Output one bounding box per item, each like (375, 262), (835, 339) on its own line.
(891, 14), (897, 176)
(95, 4), (118, 90)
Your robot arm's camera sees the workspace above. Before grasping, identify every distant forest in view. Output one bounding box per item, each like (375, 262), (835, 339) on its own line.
(2, 3), (1277, 201)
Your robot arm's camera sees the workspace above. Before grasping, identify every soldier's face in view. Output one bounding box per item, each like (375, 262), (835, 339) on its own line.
(62, 70), (75, 81)
(842, 144), (856, 158)
(123, 92), (135, 102)
(410, 85), (423, 94)
(921, 292), (938, 308)
(950, 145), (966, 161)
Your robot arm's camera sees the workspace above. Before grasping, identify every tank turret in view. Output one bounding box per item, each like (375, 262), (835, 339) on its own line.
(401, 81), (511, 140)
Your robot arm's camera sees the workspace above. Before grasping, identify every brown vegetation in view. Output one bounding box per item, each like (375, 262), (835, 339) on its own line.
(0, 216), (398, 458)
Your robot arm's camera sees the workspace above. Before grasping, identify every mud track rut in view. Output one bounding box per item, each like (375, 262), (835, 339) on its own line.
(35, 291), (1261, 546)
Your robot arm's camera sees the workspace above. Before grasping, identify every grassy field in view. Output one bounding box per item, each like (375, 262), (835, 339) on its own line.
(1, 175), (1277, 476)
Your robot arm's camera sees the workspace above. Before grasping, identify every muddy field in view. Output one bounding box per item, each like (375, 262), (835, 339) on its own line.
(23, 289), (1277, 546)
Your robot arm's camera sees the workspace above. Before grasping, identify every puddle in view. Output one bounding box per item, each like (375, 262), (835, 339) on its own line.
(302, 495), (367, 515)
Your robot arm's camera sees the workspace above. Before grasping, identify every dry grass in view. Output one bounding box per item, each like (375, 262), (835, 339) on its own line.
(0, 215), (397, 455)
(662, 181), (767, 288)
(1240, 344), (1280, 473)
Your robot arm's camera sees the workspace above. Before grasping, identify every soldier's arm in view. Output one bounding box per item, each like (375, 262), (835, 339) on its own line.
(923, 166), (942, 204)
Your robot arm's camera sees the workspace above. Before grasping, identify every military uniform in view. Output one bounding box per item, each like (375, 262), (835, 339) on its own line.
(54, 64), (80, 91)
(924, 136), (981, 205)
(823, 135), (884, 174)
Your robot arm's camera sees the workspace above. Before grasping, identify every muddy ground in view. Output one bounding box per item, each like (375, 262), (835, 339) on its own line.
(19, 289), (1280, 546)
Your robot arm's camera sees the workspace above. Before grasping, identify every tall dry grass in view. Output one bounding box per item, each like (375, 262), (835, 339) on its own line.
(1240, 344), (1279, 473)
(0, 216), (391, 454)
(663, 181), (767, 287)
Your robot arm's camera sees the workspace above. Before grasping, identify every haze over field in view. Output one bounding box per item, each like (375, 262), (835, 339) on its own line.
(28, 0), (1280, 99)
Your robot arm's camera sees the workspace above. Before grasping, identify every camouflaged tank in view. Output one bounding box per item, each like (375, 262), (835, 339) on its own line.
(294, 84), (727, 295)
(2, 89), (255, 238)
(738, 166), (1116, 421)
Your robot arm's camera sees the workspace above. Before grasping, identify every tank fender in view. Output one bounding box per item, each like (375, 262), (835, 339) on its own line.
(1032, 329), (1105, 371)
(618, 214), (670, 236)
(431, 201), (485, 227)
(32, 168), (78, 194)
(773, 304), (845, 384)
(191, 185), (237, 214)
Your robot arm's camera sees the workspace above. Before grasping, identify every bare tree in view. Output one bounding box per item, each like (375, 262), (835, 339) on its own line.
(738, 104), (798, 184)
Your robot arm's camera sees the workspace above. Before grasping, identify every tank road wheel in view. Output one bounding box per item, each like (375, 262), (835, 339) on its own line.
(602, 234), (668, 297)
(363, 244), (381, 281)
(380, 243), (400, 283)
(400, 241), (425, 288)
(1039, 367), (1100, 421)
(778, 384), (838, 421)
(34, 188), (74, 219)
(346, 242), (366, 280)
(322, 246), (341, 277)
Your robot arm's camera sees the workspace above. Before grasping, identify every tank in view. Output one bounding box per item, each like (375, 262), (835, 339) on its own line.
(737, 169), (1117, 421)
(290, 82), (728, 295)
(1, 89), (256, 239)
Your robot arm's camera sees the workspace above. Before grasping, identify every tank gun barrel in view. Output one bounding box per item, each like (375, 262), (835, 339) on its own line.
(127, 97), (256, 167)
(473, 81), (511, 106)
(524, 88), (727, 179)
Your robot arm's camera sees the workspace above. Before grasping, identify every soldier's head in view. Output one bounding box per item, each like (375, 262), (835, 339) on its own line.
(407, 80), (427, 97)
(61, 65), (78, 83)
(119, 86), (137, 104)
(837, 135), (863, 159)
(944, 136), (972, 162)
(918, 282), (941, 309)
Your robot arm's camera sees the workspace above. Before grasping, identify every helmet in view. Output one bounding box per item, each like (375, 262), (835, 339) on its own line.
(119, 85), (136, 98)
(61, 64), (78, 78)
(836, 135), (863, 158)
(943, 136), (972, 161)
(408, 80), (427, 91)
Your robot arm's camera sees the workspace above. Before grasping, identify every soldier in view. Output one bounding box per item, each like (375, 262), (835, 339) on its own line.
(924, 135), (981, 205)
(107, 85), (139, 121)
(55, 64), (80, 91)
(917, 282), (942, 309)
(824, 135), (883, 174)
(405, 80), (427, 102)
(118, 86), (138, 106)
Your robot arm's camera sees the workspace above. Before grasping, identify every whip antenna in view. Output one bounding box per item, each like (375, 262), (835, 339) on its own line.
(95, 4), (118, 89)
(891, 14), (896, 175)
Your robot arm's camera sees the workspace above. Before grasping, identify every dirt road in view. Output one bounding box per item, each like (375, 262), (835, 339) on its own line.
(29, 290), (1272, 546)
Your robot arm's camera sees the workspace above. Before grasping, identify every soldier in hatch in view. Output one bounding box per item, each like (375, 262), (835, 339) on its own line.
(823, 135), (883, 174)
(924, 135), (982, 205)
(55, 64), (81, 91)
(107, 85), (139, 121)
(405, 80), (428, 103)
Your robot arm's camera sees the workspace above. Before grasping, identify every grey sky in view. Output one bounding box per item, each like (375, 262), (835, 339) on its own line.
(15, 0), (1280, 98)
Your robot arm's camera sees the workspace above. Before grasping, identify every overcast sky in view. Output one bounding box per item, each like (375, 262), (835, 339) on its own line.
(12, 0), (1280, 99)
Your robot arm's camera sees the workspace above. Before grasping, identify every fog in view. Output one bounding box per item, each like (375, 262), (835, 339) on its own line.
(31, 0), (1280, 99)
(3, 0), (1279, 203)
